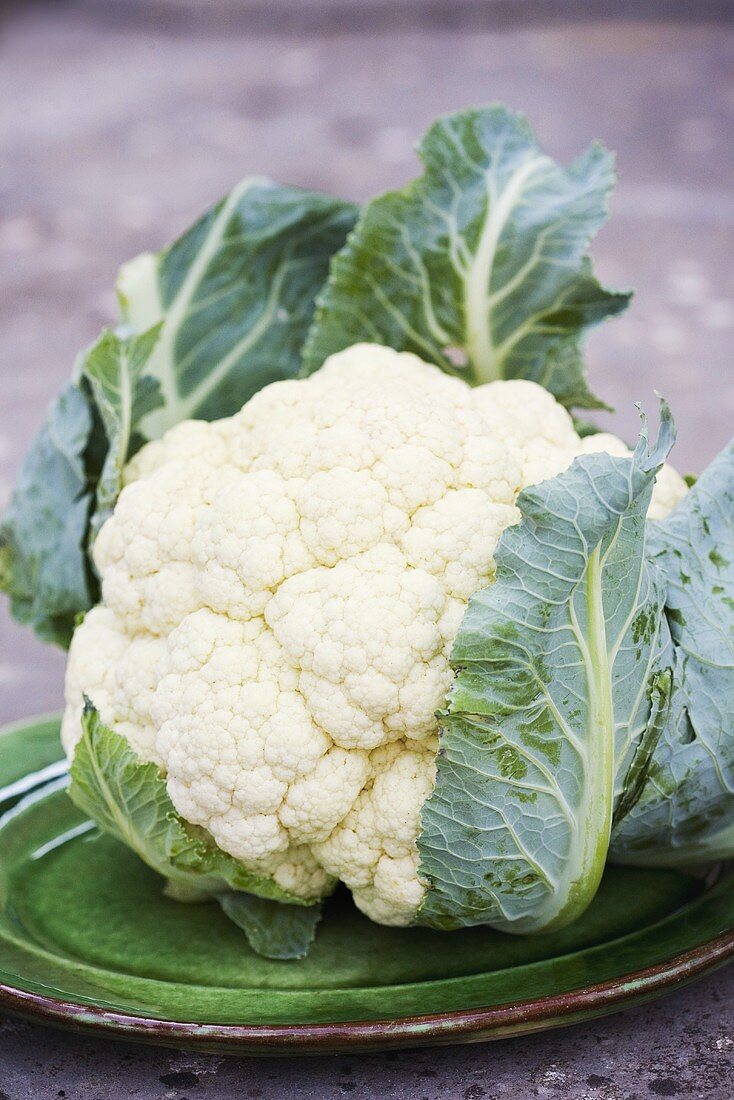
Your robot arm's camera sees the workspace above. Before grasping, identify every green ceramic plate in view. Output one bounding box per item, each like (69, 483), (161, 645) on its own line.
(0, 717), (732, 1054)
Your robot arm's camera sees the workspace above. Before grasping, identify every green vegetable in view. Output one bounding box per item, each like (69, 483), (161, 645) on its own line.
(81, 325), (164, 540)
(611, 441), (734, 865)
(417, 409), (674, 933)
(69, 702), (325, 959)
(303, 104), (629, 411)
(0, 383), (101, 647)
(219, 893), (322, 961)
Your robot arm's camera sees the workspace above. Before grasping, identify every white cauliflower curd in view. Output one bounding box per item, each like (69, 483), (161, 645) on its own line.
(62, 344), (687, 925)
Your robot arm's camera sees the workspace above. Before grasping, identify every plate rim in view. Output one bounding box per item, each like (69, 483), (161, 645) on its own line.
(1, 929), (732, 1051)
(1, 714), (732, 1052)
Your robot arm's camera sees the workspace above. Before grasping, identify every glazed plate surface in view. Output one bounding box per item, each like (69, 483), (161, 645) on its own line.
(1, 717), (732, 1054)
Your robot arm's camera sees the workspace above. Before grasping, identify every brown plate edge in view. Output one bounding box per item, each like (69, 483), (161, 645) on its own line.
(1, 927), (732, 1054)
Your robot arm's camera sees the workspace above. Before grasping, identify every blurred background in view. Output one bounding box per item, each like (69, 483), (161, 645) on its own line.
(1, 0), (733, 722)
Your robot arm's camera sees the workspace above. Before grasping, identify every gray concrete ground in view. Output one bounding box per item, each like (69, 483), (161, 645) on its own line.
(0, 4), (733, 1096)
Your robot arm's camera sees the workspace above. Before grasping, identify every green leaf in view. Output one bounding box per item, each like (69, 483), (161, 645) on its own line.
(118, 179), (358, 437)
(219, 893), (323, 961)
(80, 325), (164, 540)
(612, 669), (672, 828)
(611, 441), (734, 866)
(573, 415), (603, 439)
(69, 702), (329, 925)
(0, 383), (100, 647)
(416, 407), (674, 934)
(303, 105), (629, 410)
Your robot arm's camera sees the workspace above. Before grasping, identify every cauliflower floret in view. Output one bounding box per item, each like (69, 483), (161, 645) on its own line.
(472, 379), (580, 487)
(400, 490), (519, 600)
(124, 420), (230, 484)
(62, 606), (166, 764)
(267, 545), (451, 748)
(62, 344), (687, 920)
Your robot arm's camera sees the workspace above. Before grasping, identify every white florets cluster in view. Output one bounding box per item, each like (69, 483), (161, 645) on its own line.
(62, 345), (687, 924)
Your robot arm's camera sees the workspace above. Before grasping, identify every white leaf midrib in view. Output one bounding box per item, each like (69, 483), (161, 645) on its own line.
(136, 178), (259, 438)
(559, 544), (615, 923)
(463, 155), (551, 381)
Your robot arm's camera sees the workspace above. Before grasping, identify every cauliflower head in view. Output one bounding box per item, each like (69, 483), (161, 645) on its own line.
(62, 344), (687, 925)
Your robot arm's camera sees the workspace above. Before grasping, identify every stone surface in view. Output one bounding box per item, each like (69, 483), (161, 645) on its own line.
(0, 3), (732, 1096)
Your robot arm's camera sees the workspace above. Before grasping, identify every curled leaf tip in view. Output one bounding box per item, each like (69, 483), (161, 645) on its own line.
(633, 398), (676, 475)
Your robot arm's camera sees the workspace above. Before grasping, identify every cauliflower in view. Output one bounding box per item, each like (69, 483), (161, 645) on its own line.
(62, 344), (687, 926)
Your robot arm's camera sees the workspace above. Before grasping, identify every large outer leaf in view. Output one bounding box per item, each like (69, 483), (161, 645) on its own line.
(417, 409), (674, 934)
(81, 325), (164, 540)
(69, 702), (330, 906)
(303, 105), (629, 410)
(0, 384), (100, 646)
(118, 179), (358, 437)
(611, 441), (734, 865)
